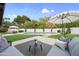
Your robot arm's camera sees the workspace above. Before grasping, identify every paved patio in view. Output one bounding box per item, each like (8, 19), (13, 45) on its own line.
(13, 36), (56, 56)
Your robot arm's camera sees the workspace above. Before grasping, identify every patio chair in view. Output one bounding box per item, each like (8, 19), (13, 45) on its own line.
(0, 36), (23, 56)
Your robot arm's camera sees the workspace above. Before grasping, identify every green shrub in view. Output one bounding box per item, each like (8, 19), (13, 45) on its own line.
(57, 30), (61, 33)
(12, 31), (18, 33)
(66, 27), (71, 34)
(19, 30), (24, 32)
(0, 28), (8, 33)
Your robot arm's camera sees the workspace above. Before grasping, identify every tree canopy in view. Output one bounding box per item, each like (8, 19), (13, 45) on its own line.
(2, 15), (79, 29)
(13, 15), (31, 27)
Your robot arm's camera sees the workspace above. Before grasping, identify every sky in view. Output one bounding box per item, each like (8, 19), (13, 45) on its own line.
(3, 3), (79, 22)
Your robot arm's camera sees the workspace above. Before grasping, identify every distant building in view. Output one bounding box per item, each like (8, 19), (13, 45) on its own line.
(8, 26), (19, 33)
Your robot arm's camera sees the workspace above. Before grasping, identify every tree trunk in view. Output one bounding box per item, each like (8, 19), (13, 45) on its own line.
(43, 28), (44, 32)
(51, 28), (52, 32)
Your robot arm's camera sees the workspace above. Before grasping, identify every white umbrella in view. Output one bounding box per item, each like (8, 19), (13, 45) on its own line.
(48, 11), (79, 35)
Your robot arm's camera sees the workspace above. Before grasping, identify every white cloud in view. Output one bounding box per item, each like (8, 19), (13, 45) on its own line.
(41, 9), (55, 13)
(41, 8), (49, 13)
(51, 10), (54, 12)
(8, 15), (11, 17)
(8, 14), (17, 18)
(13, 15), (17, 17)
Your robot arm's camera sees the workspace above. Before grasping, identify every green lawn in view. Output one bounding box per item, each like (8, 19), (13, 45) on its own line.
(1, 32), (13, 34)
(4, 34), (42, 42)
(48, 34), (79, 39)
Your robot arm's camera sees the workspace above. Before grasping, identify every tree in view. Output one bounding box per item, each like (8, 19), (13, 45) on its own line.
(66, 27), (71, 34)
(11, 22), (18, 26)
(38, 22), (46, 28)
(2, 21), (12, 28)
(39, 17), (50, 22)
(39, 17), (56, 32)
(39, 17), (49, 32)
(14, 15), (22, 27)
(14, 15), (31, 28)
(2, 17), (11, 28)
(3, 17), (10, 22)
(24, 20), (39, 32)
(24, 20), (37, 28)
(22, 15), (31, 22)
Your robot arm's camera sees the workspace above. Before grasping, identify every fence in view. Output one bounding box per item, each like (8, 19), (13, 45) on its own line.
(8, 27), (79, 34)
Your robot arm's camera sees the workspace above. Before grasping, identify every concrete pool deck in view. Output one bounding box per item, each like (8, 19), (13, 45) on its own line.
(12, 36), (57, 46)
(13, 36), (57, 56)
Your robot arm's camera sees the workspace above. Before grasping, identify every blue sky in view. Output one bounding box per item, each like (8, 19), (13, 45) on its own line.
(3, 3), (79, 22)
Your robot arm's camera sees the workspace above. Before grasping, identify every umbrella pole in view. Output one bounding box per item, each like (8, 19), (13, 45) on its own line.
(61, 18), (65, 37)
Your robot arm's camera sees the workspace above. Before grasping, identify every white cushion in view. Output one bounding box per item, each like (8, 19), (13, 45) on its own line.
(68, 37), (79, 56)
(0, 36), (9, 52)
(59, 36), (67, 42)
(47, 45), (70, 56)
(0, 53), (9, 56)
(1, 46), (23, 56)
(55, 40), (67, 50)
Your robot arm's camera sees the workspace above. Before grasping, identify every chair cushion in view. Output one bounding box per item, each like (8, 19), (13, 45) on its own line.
(59, 36), (72, 51)
(55, 40), (67, 50)
(59, 36), (72, 42)
(0, 53), (9, 56)
(68, 37), (79, 56)
(0, 36), (9, 52)
(47, 45), (70, 56)
(59, 36), (67, 42)
(1, 46), (23, 56)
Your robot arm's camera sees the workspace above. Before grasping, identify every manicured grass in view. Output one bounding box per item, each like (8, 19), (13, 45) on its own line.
(4, 34), (42, 42)
(48, 34), (79, 39)
(48, 34), (62, 39)
(1, 32), (13, 34)
(65, 34), (79, 38)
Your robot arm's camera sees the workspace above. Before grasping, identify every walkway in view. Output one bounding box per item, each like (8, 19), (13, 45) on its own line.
(3, 32), (25, 36)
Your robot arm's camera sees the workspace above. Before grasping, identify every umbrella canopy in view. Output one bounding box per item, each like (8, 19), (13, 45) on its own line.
(48, 11), (79, 24)
(48, 11), (79, 35)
